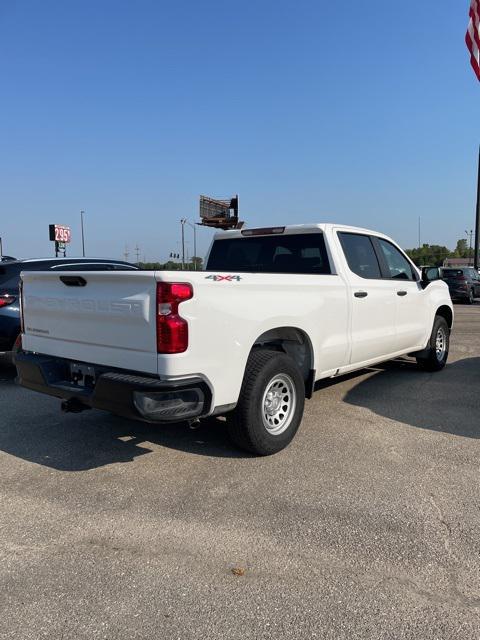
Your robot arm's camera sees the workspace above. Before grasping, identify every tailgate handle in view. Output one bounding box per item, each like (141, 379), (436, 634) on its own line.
(60, 276), (87, 287)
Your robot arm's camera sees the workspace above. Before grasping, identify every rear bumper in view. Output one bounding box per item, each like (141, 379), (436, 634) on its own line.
(0, 314), (20, 352)
(447, 285), (470, 300)
(0, 351), (14, 365)
(15, 352), (212, 423)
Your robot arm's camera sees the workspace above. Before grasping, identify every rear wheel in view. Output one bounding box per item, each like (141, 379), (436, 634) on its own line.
(227, 349), (305, 455)
(467, 289), (475, 305)
(416, 316), (449, 372)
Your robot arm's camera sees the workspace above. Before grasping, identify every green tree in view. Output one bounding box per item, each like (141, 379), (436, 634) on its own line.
(191, 256), (203, 270)
(452, 238), (473, 259)
(405, 244), (451, 267)
(162, 260), (182, 270)
(138, 260), (182, 270)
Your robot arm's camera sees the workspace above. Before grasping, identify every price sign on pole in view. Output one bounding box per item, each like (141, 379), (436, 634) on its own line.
(49, 224), (71, 257)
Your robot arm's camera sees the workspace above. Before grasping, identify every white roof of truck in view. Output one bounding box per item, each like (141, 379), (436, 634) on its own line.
(213, 223), (389, 240)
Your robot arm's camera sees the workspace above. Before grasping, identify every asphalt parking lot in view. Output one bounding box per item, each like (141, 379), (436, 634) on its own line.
(1, 306), (479, 640)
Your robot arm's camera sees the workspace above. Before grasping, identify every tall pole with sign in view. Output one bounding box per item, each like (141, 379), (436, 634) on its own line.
(465, 7), (480, 269)
(474, 147), (480, 270)
(199, 195), (242, 230)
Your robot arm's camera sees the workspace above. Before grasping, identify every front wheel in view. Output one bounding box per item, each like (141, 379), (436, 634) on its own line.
(416, 316), (449, 372)
(467, 289), (475, 305)
(227, 349), (305, 455)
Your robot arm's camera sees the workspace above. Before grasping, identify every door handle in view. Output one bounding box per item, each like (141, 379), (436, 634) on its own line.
(397, 290), (407, 297)
(354, 291), (368, 298)
(60, 276), (87, 287)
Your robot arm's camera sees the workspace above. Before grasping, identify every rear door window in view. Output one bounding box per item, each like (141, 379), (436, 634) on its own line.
(338, 233), (381, 279)
(206, 233), (331, 274)
(377, 238), (415, 281)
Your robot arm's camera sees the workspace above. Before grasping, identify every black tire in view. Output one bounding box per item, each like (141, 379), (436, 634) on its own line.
(466, 289), (475, 305)
(226, 349), (305, 456)
(416, 316), (449, 372)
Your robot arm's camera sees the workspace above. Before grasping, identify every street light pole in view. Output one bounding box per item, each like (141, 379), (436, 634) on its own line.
(184, 220), (197, 270)
(466, 229), (473, 254)
(180, 218), (186, 270)
(192, 223), (197, 269)
(80, 210), (86, 257)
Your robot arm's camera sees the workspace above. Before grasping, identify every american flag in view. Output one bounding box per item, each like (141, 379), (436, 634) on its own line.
(466, 0), (480, 80)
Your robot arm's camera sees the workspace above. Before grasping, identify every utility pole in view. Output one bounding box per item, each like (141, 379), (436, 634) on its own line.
(134, 244), (140, 263)
(418, 217), (421, 248)
(465, 229), (474, 255)
(180, 218), (186, 269)
(184, 220), (198, 270)
(124, 244), (129, 262)
(0, 237), (3, 259)
(80, 210), (86, 257)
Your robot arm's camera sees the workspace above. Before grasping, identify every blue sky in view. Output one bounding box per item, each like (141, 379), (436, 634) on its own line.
(0, 1), (478, 261)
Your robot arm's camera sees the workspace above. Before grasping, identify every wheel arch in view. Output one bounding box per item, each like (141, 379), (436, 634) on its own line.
(435, 305), (453, 329)
(250, 326), (315, 398)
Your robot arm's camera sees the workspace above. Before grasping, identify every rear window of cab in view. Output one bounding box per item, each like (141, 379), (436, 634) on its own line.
(206, 233), (332, 274)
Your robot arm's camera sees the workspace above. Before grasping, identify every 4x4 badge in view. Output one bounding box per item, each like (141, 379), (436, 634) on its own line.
(205, 275), (242, 282)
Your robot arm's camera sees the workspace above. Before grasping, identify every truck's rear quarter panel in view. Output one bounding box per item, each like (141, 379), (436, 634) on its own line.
(157, 270), (349, 408)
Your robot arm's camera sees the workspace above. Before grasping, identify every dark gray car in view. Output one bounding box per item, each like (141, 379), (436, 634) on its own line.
(441, 267), (480, 304)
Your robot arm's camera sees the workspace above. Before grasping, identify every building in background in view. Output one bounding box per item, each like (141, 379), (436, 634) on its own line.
(443, 257), (474, 267)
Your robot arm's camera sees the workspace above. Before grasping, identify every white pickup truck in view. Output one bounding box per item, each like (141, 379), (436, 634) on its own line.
(17, 224), (453, 455)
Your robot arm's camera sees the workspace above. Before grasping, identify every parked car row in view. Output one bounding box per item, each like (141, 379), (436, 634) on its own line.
(0, 258), (138, 363)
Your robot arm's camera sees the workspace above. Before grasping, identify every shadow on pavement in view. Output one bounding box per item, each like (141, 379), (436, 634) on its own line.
(2, 356), (478, 472)
(0, 364), (16, 384)
(343, 357), (480, 438)
(0, 365), (249, 471)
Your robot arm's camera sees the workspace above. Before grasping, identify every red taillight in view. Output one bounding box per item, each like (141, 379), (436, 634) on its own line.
(13, 334), (22, 351)
(156, 282), (193, 354)
(0, 294), (16, 308)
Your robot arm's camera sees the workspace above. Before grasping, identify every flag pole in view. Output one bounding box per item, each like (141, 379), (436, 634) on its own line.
(475, 145), (480, 270)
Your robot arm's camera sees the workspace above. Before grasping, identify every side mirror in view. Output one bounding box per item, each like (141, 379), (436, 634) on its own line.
(421, 266), (440, 288)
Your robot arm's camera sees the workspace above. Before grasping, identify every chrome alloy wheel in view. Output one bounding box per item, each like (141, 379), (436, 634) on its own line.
(435, 326), (447, 361)
(261, 373), (296, 435)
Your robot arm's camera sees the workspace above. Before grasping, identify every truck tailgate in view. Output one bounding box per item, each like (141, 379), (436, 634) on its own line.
(21, 270), (158, 374)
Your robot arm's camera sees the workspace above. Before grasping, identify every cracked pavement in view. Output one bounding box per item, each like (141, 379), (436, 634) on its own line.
(0, 305), (479, 639)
